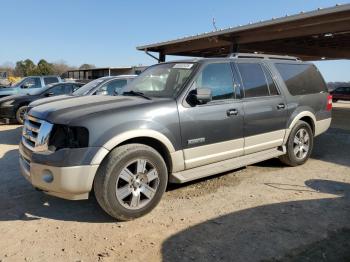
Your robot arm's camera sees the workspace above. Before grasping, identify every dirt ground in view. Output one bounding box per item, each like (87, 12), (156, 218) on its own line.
(0, 103), (350, 262)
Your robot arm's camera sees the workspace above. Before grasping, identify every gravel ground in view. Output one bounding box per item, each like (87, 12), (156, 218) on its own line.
(0, 104), (349, 262)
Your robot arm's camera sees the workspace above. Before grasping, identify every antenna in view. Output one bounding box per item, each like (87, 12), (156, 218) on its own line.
(212, 17), (218, 31)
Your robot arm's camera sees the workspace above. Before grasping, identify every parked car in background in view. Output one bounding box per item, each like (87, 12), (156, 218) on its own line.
(19, 54), (332, 221)
(0, 76), (62, 98)
(330, 86), (350, 102)
(27, 75), (136, 109)
(0, 82), (83, 124)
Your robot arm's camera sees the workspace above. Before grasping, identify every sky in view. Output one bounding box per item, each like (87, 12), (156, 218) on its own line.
(0, 0), (349, 82)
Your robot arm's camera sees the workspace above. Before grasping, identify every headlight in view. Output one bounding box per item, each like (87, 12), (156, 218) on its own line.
(48, 125), (89, 151)
(1, 100), (15, 106)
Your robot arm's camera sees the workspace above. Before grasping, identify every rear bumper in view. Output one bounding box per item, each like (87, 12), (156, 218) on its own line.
(315, 117), (332, 136)
(19, 152), (99, 200)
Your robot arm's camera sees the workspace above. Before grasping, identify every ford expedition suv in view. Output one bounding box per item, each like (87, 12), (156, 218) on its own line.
(19, 53), (332, 221)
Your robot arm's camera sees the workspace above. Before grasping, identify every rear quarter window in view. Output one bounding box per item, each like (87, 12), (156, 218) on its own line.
(44, 77), (59, 85)
(275, 63), (327, 96)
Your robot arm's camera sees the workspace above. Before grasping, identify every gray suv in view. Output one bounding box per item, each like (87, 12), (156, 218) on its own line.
(19, 53), (332, 220)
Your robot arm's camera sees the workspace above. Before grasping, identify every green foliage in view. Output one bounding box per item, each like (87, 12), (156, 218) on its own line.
(34, 59), (54, 75)
(79, 63), (96, 70)
(14, 59), (54, 76)
(15, 59), (36, 76)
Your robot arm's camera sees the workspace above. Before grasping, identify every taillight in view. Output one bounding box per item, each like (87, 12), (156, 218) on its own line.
(326, 95), (332, 111)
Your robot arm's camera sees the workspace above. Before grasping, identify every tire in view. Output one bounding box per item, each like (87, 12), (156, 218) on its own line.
(16, 105), (28, 124)
(279, 120), (314, 167)
(94, 143), (168, 221)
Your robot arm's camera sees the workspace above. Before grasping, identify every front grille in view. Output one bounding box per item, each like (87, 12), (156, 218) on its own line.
(22, 115), (53, 152)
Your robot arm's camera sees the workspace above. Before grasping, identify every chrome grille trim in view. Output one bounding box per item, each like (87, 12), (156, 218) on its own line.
(22, 115), (53, 152)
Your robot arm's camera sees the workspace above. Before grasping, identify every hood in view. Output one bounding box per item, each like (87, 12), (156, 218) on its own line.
(29, 94), (72, 108)
(29, 95), (158, 125)
(0, 94), (26, 103)
(0, 87), (17, 94)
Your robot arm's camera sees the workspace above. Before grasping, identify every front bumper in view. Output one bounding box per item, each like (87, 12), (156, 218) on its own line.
(19, 144), (99, 200)
(0, 105), (16, 120)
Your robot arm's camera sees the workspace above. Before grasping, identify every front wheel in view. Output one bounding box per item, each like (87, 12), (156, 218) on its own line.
(94, 144), (168, 221)
(16, 105), (28, 124)
(279, 120), (314, 166)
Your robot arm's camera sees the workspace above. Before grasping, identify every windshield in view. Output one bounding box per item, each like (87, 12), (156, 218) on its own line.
(122, 63), (195, 98)
(73, 78), (108, 96)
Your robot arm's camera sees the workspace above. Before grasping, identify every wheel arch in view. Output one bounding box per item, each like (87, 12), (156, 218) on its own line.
(283, 111), (316, 144)
(91, 130), (182, 174)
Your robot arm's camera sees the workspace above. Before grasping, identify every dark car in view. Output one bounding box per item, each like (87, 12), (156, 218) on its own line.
(330, 86), (350, 102)
(27, 75), (136, 109)
(0, 82), (83, 124)
(20, 53), (332, 221)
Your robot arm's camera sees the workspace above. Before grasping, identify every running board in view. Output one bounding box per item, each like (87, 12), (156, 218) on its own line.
(170, 147), (285, 183)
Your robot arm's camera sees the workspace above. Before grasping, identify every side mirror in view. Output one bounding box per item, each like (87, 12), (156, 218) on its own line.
(194, 88), (212, 104)
(21, 83), (30, 89)
(114, 87), (120, 96)
(45, 92), (54, 97)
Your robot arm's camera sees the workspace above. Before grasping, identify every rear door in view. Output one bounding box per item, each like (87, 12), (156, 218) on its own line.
(179, 62), (244, 169)
(235, 61), (287, 154)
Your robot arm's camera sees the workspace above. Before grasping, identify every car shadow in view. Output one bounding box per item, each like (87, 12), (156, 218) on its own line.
(162, 179), (350, 262)
(0, 149), (114, 223)
(0, 125), (22, 145)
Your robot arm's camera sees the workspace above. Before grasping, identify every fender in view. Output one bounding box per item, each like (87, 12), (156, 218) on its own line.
(283, 111), (316, 144)
(91, 129), (178, 165)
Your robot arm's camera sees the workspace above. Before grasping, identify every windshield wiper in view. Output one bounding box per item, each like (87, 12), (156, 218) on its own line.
(123, 90), (152, 100)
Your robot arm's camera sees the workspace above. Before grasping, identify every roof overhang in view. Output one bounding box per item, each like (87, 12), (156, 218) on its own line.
(137, 4), (350, 61)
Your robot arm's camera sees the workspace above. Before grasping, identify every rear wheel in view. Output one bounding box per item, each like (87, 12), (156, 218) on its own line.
(279, 120), (314, 166)
(94, 144), (168, 221)
(16, 105), (28, 124)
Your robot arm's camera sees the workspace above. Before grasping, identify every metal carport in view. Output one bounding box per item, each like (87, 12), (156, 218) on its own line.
(137, 4), (350, 62)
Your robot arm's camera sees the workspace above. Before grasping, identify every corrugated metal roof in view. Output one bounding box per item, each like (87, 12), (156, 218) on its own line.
(137, 3), (350, 51)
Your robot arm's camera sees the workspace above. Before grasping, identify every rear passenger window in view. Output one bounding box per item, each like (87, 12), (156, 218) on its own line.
(44, 77), (59, 85)
(195, 63), (234, 100)
(275, 63), (327, 95)
(262, 67), (279, 96)
(237, 63), (269, 98)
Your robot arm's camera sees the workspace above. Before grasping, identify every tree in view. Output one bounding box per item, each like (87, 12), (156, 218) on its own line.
(79, 63), (96, 70)
(52, 60), (77, 76)
(14, 59), (36, 76)
(34, 59), (54, 75)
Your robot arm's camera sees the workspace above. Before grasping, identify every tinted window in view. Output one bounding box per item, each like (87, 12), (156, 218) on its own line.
(194, 63), (234, 100)
(237, 63), (269, 98)
(44, 77), (59, 85)
(48, 84), (66, 95)
(72, 83), (82, 92)
(275, 63), (327, 95)
(262, 66), (279, 96)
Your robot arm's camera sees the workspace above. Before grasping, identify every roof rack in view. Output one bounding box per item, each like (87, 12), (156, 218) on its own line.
(228, 53), (300, 61)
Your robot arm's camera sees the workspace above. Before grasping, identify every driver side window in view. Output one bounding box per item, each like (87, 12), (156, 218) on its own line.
(194, 63), (234, 101)
(21, 77), (42, 89)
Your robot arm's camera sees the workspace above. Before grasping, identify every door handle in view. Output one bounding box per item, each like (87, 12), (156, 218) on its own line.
(227, 108), (238, 116)
(277, 103), (286, 110)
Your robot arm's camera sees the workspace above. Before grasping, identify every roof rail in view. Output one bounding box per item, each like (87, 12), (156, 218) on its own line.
(228, 52), (300, 61)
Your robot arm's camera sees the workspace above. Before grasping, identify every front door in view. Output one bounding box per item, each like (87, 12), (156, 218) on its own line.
(235, 61), (288, 155)
(179, 62), (244, 169)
